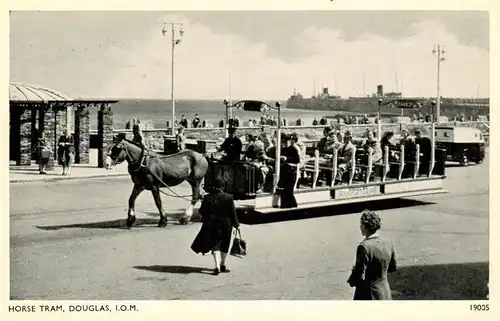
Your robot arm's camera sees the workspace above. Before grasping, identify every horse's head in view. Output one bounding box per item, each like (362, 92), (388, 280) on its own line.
(105, 134), (128, 170)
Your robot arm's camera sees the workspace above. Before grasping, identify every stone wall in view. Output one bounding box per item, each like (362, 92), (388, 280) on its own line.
(43, 105), (67, 164)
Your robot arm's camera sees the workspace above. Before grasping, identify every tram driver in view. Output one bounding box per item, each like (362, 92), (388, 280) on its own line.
(217, 126), (243, 162)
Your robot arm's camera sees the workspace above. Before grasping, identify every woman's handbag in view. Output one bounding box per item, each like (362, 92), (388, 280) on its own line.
(40, 148), (51, 159)
(230, 228), (247, 258)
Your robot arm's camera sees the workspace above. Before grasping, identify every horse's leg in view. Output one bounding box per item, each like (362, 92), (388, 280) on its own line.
(151, 186), (167, 227)
(127, 184), (145, 227)
(180, 179), (202, 225)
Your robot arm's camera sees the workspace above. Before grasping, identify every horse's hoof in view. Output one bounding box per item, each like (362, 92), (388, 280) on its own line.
(126, 216), (136, 227)
(179, 216), (190, 225)
(158, 220), (167, 228)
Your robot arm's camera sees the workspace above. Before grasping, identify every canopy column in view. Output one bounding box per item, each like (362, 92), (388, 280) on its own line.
(97, 103), (114, 168)
(74, 103), (90, 164)
(18, 106), (34, 165)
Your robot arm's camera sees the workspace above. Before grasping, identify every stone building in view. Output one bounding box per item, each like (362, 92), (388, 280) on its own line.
(9, 82), (118, 168)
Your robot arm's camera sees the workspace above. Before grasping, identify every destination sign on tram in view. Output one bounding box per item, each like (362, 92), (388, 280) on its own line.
(334, 186), (380, 199)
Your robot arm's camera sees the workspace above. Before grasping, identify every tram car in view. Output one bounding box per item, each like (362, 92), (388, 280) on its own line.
(204, 100), (449, 215)
(434, 126), (485, 166)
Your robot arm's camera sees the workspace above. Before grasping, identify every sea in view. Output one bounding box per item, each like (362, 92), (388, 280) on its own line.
(87, 99), (358, 130)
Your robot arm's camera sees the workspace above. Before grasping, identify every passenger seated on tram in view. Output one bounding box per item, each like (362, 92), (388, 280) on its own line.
(380, 131), (399, 178)
(320, 128), (343, 155)
(335, 131), (357, 184)
(399, 129), (417, 177)
(380, 131), (399, 162)
(317, 126), (334, 154)
(318, 129), (344, 185)
(244, 134), (269, 192)
(261, 132), (274, 153)
(217, 126), (243, 162)
(414, 129), (432, 175)
(290, 132), (306, 166)
(361, 130), (383, 166)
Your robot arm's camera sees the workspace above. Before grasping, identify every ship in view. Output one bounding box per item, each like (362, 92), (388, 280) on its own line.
(285, 85), (489, 119)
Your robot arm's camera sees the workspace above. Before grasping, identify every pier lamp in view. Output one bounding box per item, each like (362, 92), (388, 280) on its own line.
(432, 45), (446, 124)
(162, 22), (185, 135)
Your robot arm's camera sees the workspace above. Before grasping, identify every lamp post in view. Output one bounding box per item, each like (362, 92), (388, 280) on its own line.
(162, 22), (185, 135)
(432, 45), (446, 124)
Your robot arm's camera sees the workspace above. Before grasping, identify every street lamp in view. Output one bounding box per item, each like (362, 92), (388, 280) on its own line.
(162, 22), (185, 135)
(432, 45), (446, 124)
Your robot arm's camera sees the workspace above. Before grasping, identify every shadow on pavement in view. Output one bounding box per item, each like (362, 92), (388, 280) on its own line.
(446, 163), (482, 168)
(240, 198), (435, 225)
(390, 261), (489, 300)
(36, 216), (186, 231)
(134, 265), (213, 275)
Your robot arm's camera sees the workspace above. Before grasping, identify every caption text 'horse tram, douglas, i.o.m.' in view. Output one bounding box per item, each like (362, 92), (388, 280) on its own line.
(204, 99), (449, 215)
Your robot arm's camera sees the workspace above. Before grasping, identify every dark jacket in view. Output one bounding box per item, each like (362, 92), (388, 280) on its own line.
(220, 136), (243, 162)
(191, 191), (239, 255)
(415, 136), (432, 160)
(348, 235), (397, 300)
(57, 134), (75, 154)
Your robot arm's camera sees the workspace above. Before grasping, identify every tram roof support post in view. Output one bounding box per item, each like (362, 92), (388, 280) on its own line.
(377, 99), (382, 141)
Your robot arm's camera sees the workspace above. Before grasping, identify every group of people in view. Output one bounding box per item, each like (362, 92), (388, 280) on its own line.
(178, 113), (211, 129)
(312, 124), (433, 184)
(34, 128), (75, 175)
(216, 126), (302, 207)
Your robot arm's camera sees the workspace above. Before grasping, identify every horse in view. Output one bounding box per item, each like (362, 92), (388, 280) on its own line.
(105, 134), (208, 227)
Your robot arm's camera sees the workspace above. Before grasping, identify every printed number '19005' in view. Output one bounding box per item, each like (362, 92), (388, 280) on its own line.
(470, 304), (489, 311)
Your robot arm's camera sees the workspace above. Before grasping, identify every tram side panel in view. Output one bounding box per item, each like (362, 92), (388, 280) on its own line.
(205, 160), (258, 199)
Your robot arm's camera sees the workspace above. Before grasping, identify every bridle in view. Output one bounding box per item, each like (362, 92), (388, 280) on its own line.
(107, 139), (148, 172)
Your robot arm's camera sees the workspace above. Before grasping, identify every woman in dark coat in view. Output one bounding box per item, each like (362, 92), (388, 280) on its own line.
(191, 178), (240, 275)
(57, 129), (75, 176)
(347, 210), (397, 300)
(277, 134), (301, 208)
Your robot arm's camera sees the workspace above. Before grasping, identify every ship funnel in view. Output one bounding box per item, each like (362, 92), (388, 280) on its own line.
(377, 85), (384, 97)
(322, 87), (329, 95)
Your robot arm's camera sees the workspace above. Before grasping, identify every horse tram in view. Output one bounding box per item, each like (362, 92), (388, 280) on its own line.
(204, 99), (449, 216)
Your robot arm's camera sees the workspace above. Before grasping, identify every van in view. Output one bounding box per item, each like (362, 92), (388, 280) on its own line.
(435, 126), (485, 165)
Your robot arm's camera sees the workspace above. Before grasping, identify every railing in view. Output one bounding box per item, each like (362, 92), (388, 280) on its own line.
(294, 142), (436, 190)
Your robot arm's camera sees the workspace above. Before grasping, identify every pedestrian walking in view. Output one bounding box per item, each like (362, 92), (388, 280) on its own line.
(347, 210), (397, 300)
(191, 178), (240, 275)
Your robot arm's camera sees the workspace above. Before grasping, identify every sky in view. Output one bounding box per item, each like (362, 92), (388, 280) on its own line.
(9, 11), (489, 100)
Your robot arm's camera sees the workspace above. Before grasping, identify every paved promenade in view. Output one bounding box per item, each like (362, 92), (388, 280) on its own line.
(9, 162), (129, 183)
(9, 152), (489, 300)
